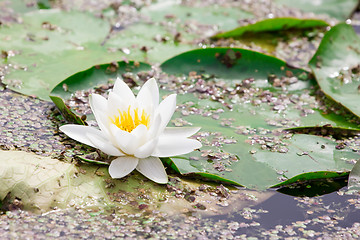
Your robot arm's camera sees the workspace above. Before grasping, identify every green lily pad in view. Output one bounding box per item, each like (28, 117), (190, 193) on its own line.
(1, 10), (125, 100)
(50, 61), (151, 124)
(309, 23), (360, 119)
(274, 0), (358, 20)
(51, 46), (360, 190)
(277, 176), (348, 197)
(0, 150), (168, 213)
(105, 0), (254, 64)
(161, 48), (360, 131)
(9, 0), (40, 13)
(141, 0), (253, 32)
(178, 92), (360, 133)
(168, 91), (358, 189)
(0, 8), (195, 100)
(348, 158), (360, 192)
(212, 17), (328, 39)
(104, 23), (194, 64)
(161, 47), (311, 82)
(159, 47), (359, 189)
(167, 133), (357, 190)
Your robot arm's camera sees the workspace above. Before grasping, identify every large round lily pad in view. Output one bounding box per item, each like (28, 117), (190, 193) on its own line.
(51, 47), (360, 190)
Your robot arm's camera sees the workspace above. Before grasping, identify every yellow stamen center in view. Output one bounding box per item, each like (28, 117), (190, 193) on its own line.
(110, 106), (150, 132)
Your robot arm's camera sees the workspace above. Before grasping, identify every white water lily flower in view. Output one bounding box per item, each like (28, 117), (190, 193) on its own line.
(60, 78), (202, 184)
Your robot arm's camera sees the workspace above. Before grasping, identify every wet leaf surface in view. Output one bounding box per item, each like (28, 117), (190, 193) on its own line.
(50, 61), (151, 123)
(309, 23), (360, 119)
(1, 10), (125, 100)
(49, 47), (360, 190)
(212, 17), (328, 39)
(104, 23), (194, 64)
(348, 158), (360, 192)
(0, 150), (169, 213)
(274, 0), (358, 20)
(161, 47), (311, 82)
(161, 48), (360, 131)
(167, 117), (357, 190)
(141, 0), (254, 33)
(160, 48), (360, 189)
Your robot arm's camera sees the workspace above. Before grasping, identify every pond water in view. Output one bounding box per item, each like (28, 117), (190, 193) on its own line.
(1, 177), (359, 239)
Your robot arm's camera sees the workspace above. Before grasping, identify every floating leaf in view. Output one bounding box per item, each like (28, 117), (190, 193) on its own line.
(105, 0), (253, 63)
(274, 0), (358, 20)
(51, 47), (360, 190)
(1, 10), (125, 100)
(0, 150), (168, 213)
(50, 61), (151, 124)
(161, 47), (311, 82)
(348, 159), (360, 192)
(161, 48), (360, 131)
(309, 23), (360, 119)
(212, 17), (328, 39)
(9, 0), (40, 13)
(159, 48), (360, 189)
(0, 150), (76, 212)
(104, 23), (194, 64)
(168, 129), (357, 190)
(141, 0), (253, 32)
(278, 177), (347, 197)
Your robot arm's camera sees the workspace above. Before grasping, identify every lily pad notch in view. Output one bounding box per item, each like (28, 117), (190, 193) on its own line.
(50, 61), (151, 124)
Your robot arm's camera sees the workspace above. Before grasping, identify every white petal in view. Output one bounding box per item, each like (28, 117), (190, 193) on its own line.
(147, 114), (162, 139)
(134, 138), (158, 159)
(131, 124), (148, 146)
(108, 156), (139, 179)
(162, 127), (201, 138)
(86, 132), (124, 156)
(89, 93), (107, 111)
(131, 124), (148, 138)
(136, 78), (159, 110)
(153, 94), (177, 136)
(109, 124), (138, 155)
(107, 92), (129, 117)
(113, 78), (135, 102)
(89, 94), (110, 136)
(136, 157), (168, 184)
(59, 124), (104, 148)
(152, 136), (202, 157)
